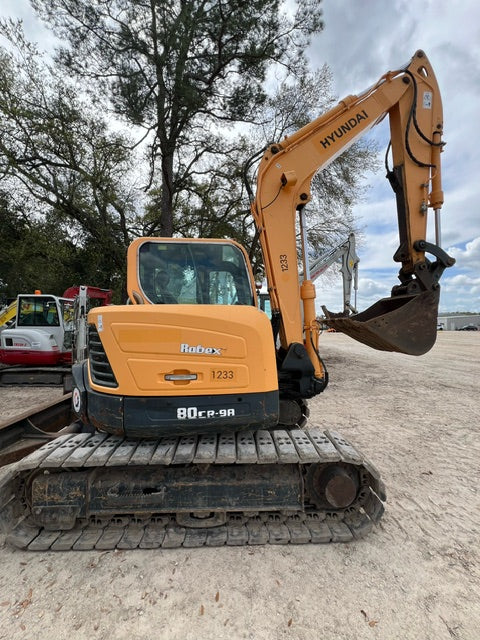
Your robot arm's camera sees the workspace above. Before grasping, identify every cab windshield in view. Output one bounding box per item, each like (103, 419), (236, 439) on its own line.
(17, 296), (74, 328)
(138, 241), (254, 305)
(17, 296), (60, 327)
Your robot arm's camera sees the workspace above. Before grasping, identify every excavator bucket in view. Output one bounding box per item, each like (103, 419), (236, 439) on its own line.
(323, 289), (440, 356)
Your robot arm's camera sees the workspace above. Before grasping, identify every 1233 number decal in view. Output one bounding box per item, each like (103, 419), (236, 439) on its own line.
(212, 369), (234, 380)
(280, 254), (289, 271)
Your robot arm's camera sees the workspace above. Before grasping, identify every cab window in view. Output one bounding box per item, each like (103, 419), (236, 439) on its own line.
(138, 241), (254, 305)
(17, 297), (60, 327)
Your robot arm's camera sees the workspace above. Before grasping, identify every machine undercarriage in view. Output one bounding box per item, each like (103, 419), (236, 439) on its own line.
(0, 424), (384, 550)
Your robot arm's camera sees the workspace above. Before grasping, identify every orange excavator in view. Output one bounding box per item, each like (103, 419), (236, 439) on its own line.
(0, 50), (454, 550)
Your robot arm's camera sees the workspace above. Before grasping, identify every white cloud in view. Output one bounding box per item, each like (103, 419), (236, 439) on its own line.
(447, 237), (480, 270)
(356, 277), (390, 300)
(440, 273), (480, 311)
(443, 273), (480, 295)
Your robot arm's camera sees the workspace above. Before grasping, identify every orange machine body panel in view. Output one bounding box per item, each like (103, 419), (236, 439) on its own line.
(87, 304), (278, 397)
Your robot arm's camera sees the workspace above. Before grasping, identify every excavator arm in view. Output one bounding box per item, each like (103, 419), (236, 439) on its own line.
(251, 50), (454, 388)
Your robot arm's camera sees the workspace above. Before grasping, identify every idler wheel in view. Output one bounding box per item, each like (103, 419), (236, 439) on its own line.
(306, 463), (359, 509)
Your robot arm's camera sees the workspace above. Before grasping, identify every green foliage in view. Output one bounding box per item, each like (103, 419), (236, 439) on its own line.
(30, 0), (324, 234)
(0, 195), (124, 300)
(0, 2), (378, 299)
(0, 24), (136, 296)
(0, 198), (76, 296)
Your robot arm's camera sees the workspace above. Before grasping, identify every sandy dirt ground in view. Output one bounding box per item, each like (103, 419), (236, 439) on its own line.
(0, 331), (478, 640)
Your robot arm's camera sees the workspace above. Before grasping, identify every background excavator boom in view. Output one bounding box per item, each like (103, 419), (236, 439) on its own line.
(308, 232), (359, 314)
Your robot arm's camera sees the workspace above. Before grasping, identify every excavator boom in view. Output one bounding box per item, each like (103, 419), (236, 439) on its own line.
(252, 50), (454, 361)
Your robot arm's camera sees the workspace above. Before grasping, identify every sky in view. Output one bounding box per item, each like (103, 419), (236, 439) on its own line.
(0, 0), (479, 313)
(306, 0), (480, 314)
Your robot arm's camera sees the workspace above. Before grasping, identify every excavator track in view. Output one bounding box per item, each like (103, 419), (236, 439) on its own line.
(0, 365), (71, 387)
(0, 428), (385, 551)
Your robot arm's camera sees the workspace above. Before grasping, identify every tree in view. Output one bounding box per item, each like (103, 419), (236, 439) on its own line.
(157, 66), (379, 275)
(0, 5), (378, 298)
(31, 0), (324, 237)
(0, 23), (138, 295)
(0, 189), (91, 296)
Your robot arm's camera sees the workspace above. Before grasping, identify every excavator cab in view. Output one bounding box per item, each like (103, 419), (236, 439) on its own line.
(74, 237), (279, 439)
